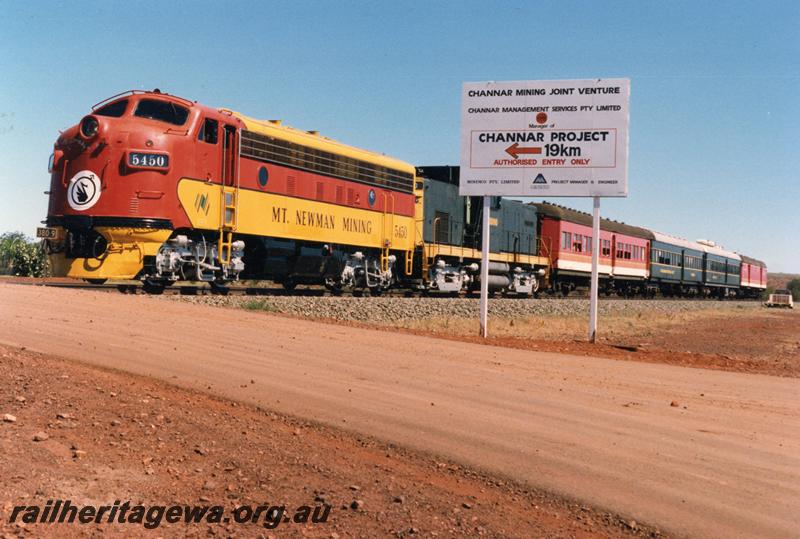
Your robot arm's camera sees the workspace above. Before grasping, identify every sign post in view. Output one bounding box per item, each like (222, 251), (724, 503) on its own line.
(479, 196), (490, 338)
(460, 78), (630, 340)
(589, 196), (601, 342)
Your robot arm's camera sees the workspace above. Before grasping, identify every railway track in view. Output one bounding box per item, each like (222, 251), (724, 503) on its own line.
(7, 279), (759, 301)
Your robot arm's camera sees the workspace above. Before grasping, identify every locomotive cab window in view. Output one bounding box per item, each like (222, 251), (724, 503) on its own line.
(94, 99), (129, 117)
(134, 99), (189, 126)
(198, 118), (218, 144)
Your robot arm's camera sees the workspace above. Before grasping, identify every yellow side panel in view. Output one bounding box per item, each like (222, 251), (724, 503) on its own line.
(177, 179), (415, 251)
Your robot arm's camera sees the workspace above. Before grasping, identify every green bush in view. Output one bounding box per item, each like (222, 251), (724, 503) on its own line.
(0, 232), (49, 277)
(787, 278), (800, 301)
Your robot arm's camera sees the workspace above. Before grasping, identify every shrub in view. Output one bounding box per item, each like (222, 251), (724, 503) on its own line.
(0, 232), (49, 277)
(787, 278), (800, 301)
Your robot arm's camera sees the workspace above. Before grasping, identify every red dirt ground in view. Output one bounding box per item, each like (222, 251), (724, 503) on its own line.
(0, 344), (660, 538)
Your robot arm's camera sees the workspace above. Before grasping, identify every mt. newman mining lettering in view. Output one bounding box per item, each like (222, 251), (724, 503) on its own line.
(271, 206), (373, 234)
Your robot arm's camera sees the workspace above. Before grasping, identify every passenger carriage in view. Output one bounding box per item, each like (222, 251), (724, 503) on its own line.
(534, 202), (651, 296)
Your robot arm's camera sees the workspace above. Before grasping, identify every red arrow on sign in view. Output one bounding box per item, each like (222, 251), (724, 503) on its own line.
(505, 143), (542, 159)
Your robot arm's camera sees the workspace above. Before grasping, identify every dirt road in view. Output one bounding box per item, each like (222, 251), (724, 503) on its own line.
(1, 344), (644, 538)
(1, 283), (798, 538)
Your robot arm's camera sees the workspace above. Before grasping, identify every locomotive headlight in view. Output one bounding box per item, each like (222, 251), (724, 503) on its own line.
(80, 115), (99, 139)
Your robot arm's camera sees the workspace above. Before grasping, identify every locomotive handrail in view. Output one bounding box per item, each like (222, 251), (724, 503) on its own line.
(538, 235), (553, 266)
(92, 90), (195, 111)
(431, 216), (441, 260)
(92, 90), (141, 110)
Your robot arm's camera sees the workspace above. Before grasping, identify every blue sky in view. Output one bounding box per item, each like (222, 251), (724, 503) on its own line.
(0, 0), (797, 271)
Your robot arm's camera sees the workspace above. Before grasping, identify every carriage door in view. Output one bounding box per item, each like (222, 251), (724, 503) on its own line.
(218, 124), (239, 265)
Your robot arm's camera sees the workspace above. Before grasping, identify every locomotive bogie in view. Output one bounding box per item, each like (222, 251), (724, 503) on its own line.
(427, 259), (473, 293)
(152, 234), (245, 283)
(426, 258), (540, 296)
(338, 251), (396, 291)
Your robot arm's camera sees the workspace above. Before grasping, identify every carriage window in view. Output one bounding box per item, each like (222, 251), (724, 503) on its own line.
(135, 99), (189, 126)
(95, 99), (129, 117)
(198, 118), (218, 144)
(562, 232), (571, 250)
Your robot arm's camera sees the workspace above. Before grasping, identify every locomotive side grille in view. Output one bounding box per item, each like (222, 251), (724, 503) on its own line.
(129, 196), (140, 215)
(315, 182), (324, 200)
(435, 211), (450, 244)
(287, 176), (296, 196)
(336, 186), (344, 204)
(241, 130), (414, 194)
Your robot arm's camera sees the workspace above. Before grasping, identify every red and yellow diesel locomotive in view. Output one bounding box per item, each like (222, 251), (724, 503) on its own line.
(40, 90), (549, 294)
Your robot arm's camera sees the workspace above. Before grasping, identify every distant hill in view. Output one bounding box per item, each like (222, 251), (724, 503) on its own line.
(768, 273), (800, 291)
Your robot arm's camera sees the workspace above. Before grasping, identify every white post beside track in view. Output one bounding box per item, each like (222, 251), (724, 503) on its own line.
(479, 196), (491, 338)
(589, 196), (601, 343)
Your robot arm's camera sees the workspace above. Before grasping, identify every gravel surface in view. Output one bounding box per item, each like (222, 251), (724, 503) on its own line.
(164, 294), (759, 323)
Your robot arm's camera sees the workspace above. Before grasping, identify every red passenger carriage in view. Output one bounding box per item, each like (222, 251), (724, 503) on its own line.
(534, 202), (651, 296)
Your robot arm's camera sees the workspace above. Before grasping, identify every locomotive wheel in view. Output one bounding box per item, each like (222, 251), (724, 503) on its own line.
(282, 278), (297, 291)
(85, 278), (107, 285)
(210, 282), (230, 296)
(142, 280), (165, 295)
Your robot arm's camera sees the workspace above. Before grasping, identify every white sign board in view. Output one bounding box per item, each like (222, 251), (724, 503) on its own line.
(460, 78), (629, 197)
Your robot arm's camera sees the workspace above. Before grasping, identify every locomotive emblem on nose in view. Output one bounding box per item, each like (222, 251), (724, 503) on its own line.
(67, 170), (101, 211)
(74, 181), (90, 203)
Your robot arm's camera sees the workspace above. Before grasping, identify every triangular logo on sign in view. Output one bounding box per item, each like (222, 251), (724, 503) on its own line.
(533, 173), (547, 184)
